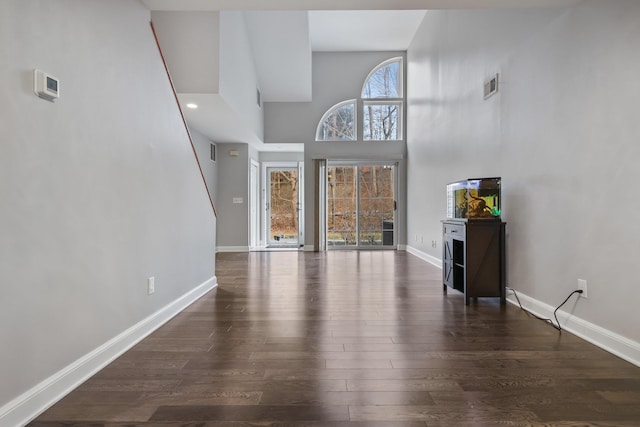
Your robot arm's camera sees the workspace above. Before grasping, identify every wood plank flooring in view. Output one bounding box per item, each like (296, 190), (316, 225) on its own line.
(30, 251), (640, 426)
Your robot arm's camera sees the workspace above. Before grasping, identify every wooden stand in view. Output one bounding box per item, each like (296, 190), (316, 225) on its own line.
(442, 220), (506, 305)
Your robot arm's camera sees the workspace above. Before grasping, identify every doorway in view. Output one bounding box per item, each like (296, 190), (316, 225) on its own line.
(264, 163), (303, 248)
(326, 162), (396, 248)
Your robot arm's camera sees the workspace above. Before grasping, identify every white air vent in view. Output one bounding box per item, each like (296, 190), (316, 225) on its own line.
(484, 73), (499, 99)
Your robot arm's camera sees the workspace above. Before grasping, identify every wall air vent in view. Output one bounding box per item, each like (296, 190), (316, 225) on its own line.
(210, 143), (216, 162)
(484, 73), (499, 99)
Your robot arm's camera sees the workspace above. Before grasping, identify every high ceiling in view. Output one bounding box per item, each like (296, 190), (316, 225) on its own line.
(142, 0), (580, 102)
(308, 11), (428, 53)
(243, 10), (427, 103)
(141, 0), (580, 151)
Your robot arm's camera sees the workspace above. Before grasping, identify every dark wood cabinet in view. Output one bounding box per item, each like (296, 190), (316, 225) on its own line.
(442, 220), (506, 305)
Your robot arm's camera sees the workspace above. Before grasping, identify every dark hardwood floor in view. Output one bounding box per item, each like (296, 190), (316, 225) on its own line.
(30, 251), (640, 426)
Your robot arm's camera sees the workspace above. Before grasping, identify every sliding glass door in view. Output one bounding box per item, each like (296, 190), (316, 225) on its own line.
(326, 162), (396, 248)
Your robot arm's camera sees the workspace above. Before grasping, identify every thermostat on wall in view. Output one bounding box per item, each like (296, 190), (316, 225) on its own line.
(34, 69), (59, 101)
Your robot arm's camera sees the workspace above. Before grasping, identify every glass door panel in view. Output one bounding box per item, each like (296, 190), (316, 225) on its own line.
(267, 168), (299, 247)
(327, 166), (356, 247)
(358, 165), (394, 247)
(326, 163), (395, 248)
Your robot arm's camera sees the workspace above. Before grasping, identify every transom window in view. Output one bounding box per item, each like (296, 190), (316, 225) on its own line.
(316, 57), (404, 142)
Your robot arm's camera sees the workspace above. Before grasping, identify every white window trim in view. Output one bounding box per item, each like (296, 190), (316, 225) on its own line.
(362, 100), (403, 141)
(315, 99), (357, 142)
(361, 56), (404, 100)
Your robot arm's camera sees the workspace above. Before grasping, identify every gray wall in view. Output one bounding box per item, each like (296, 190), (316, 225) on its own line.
(0, 0), (216, 410)
(265, 52), (408, 249)
(191, 127), (219, 207)
(216, 143), (251, 249)
(406, 1), (640, 350)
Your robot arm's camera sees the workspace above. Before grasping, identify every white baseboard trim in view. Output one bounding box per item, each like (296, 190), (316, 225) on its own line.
(506, 290), (640, 367)
(404, 245), (640, 367)
(217, 246), (249, 253)
(0, 276), (218, 427)
(405, 245), (442, 269)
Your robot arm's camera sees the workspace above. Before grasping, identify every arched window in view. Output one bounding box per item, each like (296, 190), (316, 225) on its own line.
(315, 57), (404, 142)
(315, 100), (356, 141)
(361, 57), (403, 99)
(362, 58), (403, 141)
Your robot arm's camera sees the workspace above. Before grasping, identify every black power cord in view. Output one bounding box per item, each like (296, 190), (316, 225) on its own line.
(506, 287), (583, 332)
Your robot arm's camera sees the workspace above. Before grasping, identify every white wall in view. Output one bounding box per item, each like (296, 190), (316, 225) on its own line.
(244, 11), (312, 102)
(260, 152), (305, 163)
(151, 10), (264, 151)
(0, 0), (216, 422)
(407, 1), (640, 362)
(219, 11), (264, 142)
(150, 11), (220, 94)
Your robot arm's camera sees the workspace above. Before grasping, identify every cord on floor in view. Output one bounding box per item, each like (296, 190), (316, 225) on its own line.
(506, 287), (583, 332)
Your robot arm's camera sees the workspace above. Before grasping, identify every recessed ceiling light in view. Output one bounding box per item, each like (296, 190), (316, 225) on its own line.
(186, 103), (198, 109)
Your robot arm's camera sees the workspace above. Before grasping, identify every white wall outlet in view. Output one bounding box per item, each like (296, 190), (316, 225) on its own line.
(148, 277), (155, 295)
(431, 240), (437, 248)
(577, 278), (587, 298)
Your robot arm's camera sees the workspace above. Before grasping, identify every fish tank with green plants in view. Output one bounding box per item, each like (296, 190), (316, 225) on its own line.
(446, 177), (501, 220)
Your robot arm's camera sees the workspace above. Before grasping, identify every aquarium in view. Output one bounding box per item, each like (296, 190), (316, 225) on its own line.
(446, 177), (501, 220)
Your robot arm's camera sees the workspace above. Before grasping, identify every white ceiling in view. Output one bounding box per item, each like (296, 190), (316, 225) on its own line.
(142, 0), (581, 151)
(310, 11), (428, 52)
(142, 0), (580, 11)
(243, 10), (428, 104)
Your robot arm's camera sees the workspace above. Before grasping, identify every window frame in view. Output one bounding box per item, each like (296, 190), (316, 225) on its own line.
(314, 56), (405, 143)
(315, 99), (357, 142)
(361, 57), (404, 100)
(362, 100), (403, 141)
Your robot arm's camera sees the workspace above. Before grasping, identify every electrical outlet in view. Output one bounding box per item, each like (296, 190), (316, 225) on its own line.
(431, 240), (437, 248)
(415, 235), (418, 242)
(148, 277), (155, 295)
(420, 236), (424, 243)
(577, 278), (587, 298)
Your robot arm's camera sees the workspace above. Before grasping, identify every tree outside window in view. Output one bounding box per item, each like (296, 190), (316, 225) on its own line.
(316, 100), (356, 141)
(363, 102), (402, 141)
(315, 57), (403, 143)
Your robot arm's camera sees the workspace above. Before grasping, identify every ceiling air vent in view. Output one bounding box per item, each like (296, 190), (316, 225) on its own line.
(484, 73), (499, 99)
